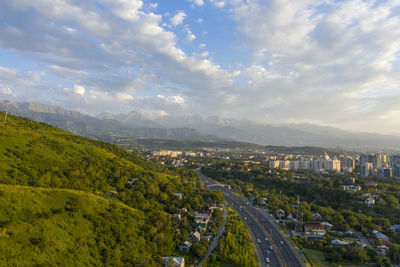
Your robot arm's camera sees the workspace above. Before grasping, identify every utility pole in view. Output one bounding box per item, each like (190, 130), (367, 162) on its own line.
(3, 110), (8, 123)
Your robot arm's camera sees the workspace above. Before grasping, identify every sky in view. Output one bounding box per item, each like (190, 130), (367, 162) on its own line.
(0, 0), (400, 134)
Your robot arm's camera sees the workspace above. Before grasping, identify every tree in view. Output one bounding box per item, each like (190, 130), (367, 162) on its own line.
(387, 244), (400, 264)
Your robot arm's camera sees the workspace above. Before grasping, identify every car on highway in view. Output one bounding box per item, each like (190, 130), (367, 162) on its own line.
(244, 217), (247, 220)
(266, 257), (270, 263)
(280, 241), (284, 245)
(257, 239), (261, 243)
(265, 237), (268, 241)
(269, 245), (273, 250)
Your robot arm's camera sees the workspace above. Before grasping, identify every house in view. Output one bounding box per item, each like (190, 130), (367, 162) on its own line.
(351, 240), (366, 247)
(125, 178), (138, 188)
(204, 210), (213, 217)
(331, 239), (350, 246)
(163, 257), (185, 267)
(390, 224), (400, 234)
(365, 197), (375, 207)
(304, 222), (325, 239)
(287, 214), (297, 222)
(174, 193), (183, 200)
(349, 185), (361, 192)
(373, 230), (389, 241)
(205, 199), (217, 210)
(276, 209), (285, 219)
(173, 214), (182, 221)
(365, 181), (377, 188)
(178, 241), (192, 252)
(192, 231), (201, 242)
(321, 222), (333, 231)
(312, 213), (322, 221)
(195, 213), (211, 224)
(377, 245), (389, 256)
(108, 189), (118, 195)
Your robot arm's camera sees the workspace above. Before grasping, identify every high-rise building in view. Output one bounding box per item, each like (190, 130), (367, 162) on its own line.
(377, 168), (392, 178)
(279, 160), (290, 170)
(362, 162), (374, 176)
(299, 160), (310, 170)
(332, 159), (341, 172)
(290, 161), (300, 171)
(269, 160), (279, 169)
(311, 160), (322, 171)
(394, 164), (400, 178)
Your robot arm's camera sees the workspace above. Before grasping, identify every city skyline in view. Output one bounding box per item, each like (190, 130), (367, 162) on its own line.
(0, 0), (400, 135)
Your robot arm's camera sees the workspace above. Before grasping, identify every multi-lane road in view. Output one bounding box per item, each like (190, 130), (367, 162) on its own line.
(200, 173), (305, 267)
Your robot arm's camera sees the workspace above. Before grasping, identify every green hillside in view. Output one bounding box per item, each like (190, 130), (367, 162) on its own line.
(0, 185), (151, 266)
(0, 114), (216, 265)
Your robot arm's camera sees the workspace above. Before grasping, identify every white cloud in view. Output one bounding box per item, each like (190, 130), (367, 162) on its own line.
(50, 65), (88, 78)
(0, 87), (13, 95)
(0, 66), (17, 76)
(170, 11), (187, 26)
(192, 0), (204, 6)
(73, 85), (85, 96)
(210, 0), (225, 8)
(148, 3), (158, 9)
(157, 94), (185, 105)
(117, 92), (134, 101)
(63, 26), (76, 33)
(199, 51), (209, 57)
(185, 30), (196, 42)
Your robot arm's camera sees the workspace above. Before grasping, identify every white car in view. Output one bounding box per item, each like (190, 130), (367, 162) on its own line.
(266, 257), (270, 263)
(269, 245), (273, 250)
(265, 237), (268, 241)
(280, 241), (284, 245)
(257, 239), (261, 243)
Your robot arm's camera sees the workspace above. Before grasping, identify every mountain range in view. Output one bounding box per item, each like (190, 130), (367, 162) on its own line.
(1, 99), (399, 150)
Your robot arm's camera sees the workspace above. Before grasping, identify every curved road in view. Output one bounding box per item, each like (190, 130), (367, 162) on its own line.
(200, 173), (305, 267)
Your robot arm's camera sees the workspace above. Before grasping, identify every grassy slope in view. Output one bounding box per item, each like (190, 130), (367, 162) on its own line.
(0, 115), (206, 265)
(0, 184), (155, 266)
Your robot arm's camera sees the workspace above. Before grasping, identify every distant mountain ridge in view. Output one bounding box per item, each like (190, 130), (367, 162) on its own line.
(153, 115), (400, 150)
(1, 99), (399, 149)
(0, 100), (224, 142)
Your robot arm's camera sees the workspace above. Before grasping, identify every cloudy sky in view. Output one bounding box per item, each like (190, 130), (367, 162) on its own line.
(0, 0), (399, 134)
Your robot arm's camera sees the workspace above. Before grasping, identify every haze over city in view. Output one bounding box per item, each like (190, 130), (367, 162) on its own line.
(0, 0), (399, 135)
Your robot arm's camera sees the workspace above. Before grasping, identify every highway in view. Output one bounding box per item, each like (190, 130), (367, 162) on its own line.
(200, 173), (305, 267)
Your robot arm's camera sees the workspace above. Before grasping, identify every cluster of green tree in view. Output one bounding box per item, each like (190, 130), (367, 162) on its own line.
(204, 210), (258, 267)
(297, 238), (391, 266)
(0, 184), (159, 266)
(0, 115), (217, 265)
